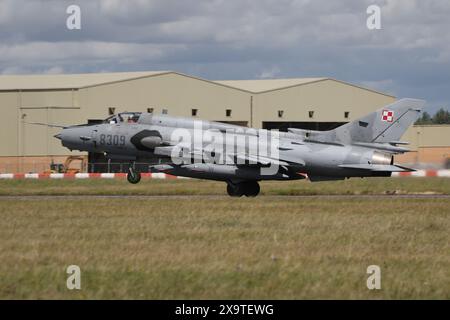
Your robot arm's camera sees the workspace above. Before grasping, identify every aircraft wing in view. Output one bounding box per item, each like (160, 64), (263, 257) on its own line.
(235, 153), (290, 166)
(338, 164), (415, 172)
(154, 145), (304, 167)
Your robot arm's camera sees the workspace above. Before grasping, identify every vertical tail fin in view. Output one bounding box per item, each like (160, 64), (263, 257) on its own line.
(334, 98), (425, 143)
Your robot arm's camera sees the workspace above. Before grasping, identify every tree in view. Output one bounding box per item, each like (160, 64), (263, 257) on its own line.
(415, 111), (433, 125)
(432, 108), (450, 124)
(414, 108), (450, 125)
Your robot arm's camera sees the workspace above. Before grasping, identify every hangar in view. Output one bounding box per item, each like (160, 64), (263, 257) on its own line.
(0, 71), (448, 173)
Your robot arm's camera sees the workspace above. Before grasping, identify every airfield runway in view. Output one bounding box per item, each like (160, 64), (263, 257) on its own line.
(0, 194), (449, 200)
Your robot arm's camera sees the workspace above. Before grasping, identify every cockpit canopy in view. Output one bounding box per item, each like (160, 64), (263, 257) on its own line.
(104, 112), (141, 124)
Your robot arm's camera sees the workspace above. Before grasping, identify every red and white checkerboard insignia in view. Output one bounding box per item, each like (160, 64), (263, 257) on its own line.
(381, 110), (394, 122)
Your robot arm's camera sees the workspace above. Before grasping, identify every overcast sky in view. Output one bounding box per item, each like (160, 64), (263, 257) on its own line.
(0, 0), (449, 113)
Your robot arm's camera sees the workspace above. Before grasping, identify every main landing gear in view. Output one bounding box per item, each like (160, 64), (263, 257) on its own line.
(127, 166), (141, 184)
(226, 181), (260, 197)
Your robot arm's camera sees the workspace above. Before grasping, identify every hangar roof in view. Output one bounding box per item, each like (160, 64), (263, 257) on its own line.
(0, 71), (395, 98)
(214, 78), (327, 93)
(0, 71), (170, 90)
(215, 78), (395, 97)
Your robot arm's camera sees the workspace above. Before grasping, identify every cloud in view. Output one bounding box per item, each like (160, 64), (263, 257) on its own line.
(44, 66), (65, 74)
(0, 0), (448, 112)
(258, 66), (281, 79)
(0, 41), (186, 74)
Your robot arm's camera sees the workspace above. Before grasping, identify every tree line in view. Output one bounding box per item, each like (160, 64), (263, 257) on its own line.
(415, 108), (450, 125)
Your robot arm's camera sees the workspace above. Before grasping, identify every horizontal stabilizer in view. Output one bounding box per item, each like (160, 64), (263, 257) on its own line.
(352, 142), (410, 153)
(389, 141), (409, 145)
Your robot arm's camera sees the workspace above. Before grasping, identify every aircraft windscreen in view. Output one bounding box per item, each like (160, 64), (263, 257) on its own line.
(105, 112), (141, 124)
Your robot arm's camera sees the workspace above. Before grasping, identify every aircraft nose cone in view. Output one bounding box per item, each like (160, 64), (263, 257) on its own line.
(54, 133), (62, 140)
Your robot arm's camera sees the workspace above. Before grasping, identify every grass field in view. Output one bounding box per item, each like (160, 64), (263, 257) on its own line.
(0, 178), (449, 299)
(0, 176), (449, 196)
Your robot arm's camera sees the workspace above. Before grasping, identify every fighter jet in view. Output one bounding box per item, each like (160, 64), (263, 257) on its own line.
(55, 98), (424, 197)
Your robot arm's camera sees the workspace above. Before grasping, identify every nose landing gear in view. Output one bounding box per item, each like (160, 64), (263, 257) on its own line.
(226, 181), (260, 197)
(127, 166), (141, 184)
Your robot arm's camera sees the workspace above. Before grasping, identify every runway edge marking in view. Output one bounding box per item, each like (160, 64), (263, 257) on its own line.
(1, 170), (449, 179)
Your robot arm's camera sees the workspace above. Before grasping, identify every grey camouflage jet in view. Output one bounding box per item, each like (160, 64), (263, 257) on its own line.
(55, 98), (424, 197)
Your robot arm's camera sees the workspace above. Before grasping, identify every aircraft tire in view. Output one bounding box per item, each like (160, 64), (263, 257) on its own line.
(244, 181), (260, 197)
(127, 169), (141, 184)
(226, 183), (244, 197)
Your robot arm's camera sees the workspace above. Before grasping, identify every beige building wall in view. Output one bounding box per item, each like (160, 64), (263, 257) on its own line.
(18, 90), (83, 157)
(396, 147), (450, 166)
(252, 79), (396, 126)
(0, 90), (84, 171)
(0, 92), (19, 157)
(79, 73), (251, 122)
(402, 125), (450, 149)
(396, 125), (450, 167)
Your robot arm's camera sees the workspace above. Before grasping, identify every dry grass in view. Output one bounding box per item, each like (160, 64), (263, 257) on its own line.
(0, 178), (449, 299)
(0, 177), (449, 196)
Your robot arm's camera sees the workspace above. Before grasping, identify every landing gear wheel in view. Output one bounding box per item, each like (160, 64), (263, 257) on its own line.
(226, 181), (260, 197)
(243, 181), (260, 197)
(226, 183), (245, 197)
(127, 167), (141, 184)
